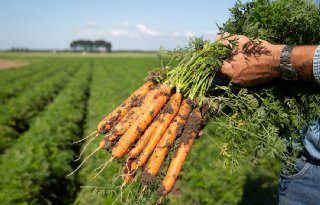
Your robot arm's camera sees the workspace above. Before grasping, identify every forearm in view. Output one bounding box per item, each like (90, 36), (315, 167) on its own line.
(218, 34), (320, 86)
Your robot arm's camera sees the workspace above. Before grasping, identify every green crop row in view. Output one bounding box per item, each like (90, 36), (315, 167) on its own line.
(0, 61), (79, 152)
(0, 61), (52, 87)
(0, 61), (68, 104)
(0, 62), (92, 205)
(73, 57), (158, 205)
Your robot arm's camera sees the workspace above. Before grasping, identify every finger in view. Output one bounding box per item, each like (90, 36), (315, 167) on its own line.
(216, 39), (231, 47)
(219, 61), (233, 79)
(215, 32), (231, 41)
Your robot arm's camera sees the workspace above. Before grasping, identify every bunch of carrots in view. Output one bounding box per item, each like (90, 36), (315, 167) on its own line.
(69, 38), (232, 202)
(98, 81), (204, 198)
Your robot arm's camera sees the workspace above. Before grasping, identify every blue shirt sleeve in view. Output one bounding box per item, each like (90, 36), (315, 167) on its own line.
(313, 45), (320, 85)
(301, 46), (320, 160)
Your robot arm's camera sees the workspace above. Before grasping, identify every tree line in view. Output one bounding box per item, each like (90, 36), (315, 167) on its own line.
(70, 40), (112, 52)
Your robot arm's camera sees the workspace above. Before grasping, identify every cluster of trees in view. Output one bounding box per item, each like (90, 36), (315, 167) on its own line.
(70, 39), (112, 52)
(9, 47), (29, 52)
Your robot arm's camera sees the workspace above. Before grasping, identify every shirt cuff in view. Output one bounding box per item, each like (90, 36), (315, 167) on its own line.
(313, 45), (320, 85)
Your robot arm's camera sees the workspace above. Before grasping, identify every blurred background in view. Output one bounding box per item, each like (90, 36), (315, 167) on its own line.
(0, 0), (253, 52)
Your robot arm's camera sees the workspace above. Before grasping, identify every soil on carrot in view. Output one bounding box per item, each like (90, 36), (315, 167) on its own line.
(175, 122), (185, 138)
(172, 145), (179, 159)
(109, 127), (117, 134)
(145, 70), (164, 83)
(158, 142), (171, 149)
(158, 118), (165, 123)
(157, 183), (166, 196)
(149, 109), (155, 117)
(113, 109), (136, 129)
(136, 126), (143, 135)
(122, 159), (133, 174)
(130, 95), (144, 107)
(163, 91), (171, 97)
(100, 137), (111, 150)
(128, 142), (136, 151)
(201, 102), (211, 122)
(100, 110), (122, 133)
(162, 102), (174, 114)
(140, 171), (157, 185)
(149, 83), (158, 91)
(172, 109), (203, 157)
(177, 98), (194, 120)
(179, 110), (203, 144)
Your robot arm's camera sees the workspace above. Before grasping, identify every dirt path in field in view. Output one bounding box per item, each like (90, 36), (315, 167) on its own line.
(0, 59), (30, 70)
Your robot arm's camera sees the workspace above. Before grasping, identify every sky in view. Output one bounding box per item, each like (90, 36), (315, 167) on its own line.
(0, 0), (252, 50)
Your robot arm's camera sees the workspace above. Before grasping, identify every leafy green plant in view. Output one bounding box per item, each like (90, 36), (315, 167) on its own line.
(213, 0), (320, 168)
(0, 62), (78, 152)
(0, 61), (65, 104)
(221, 0), (320, 45)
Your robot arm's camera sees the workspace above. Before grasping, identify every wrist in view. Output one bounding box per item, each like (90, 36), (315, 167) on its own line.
(271, 45), (286, 78)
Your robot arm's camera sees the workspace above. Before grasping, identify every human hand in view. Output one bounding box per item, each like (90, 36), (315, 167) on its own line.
(216, 34), (285, 87)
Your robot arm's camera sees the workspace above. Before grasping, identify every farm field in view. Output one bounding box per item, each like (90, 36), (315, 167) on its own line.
(0, 52), (280, 205)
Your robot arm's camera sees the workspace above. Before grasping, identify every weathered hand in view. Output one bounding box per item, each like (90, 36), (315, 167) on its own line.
(216, 34), (284, 87)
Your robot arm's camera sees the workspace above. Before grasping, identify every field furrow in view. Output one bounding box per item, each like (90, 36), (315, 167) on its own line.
(0, 63), (92, 205)
(0, 61), (69, 104)
(0, 61), (52, 86)
(0, 62), (80, 152)
(73, 58), (156, 205)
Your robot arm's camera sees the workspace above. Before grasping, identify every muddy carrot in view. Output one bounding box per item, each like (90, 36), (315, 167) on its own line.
(112, 84), (171, 159)
(97, 81), (154, 134)
(128, 118), (159, 158)
(105, 88), (160, 148)
(157, 108), (203, 196)
(131, 92), (182, 171)
(107, 107), (140, 143)
(108, 83), (161, 143)
(141, 99), (192, 185)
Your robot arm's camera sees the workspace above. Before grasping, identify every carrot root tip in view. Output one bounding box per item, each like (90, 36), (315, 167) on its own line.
(67, 146), (101, 177)
(74, 133), (99, 161)
(91, 156), (115, 179)
(72, 130), (97, 144)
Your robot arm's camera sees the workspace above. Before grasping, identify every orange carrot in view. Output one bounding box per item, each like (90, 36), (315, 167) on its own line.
(141, 99), (192, 185)
(130, 92), (182, 171)
(101, 88), (159, 149)
(97, 81), (154, 134)
(157, 108), (203, 196)
(112, 84), (171, 159)
(128, 117), (159, 158)
(112, 107), (139, 135)
(108, 107), (140, 143)
(108, 83), (162, 144)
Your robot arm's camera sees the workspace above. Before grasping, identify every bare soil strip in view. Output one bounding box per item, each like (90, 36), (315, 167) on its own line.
(0, 59), (30, 70)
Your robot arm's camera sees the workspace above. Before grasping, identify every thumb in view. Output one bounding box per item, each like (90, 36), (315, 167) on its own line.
(219, 61), (233, 79)
(215, 32), (231, 46)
